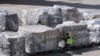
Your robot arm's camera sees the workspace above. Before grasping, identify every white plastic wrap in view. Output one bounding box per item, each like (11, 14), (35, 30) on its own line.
(0, 32), (10, 56)
(62, 8), (84, 23)
(5, 13), (19, 31)
(22, 10), (41, 25)
(0, 11), (7, 32)
(18, 25), (59, 53)
(22, 9), (62, 27)
(0, 32), (26, 56)
(56, 22), (90, 46)
(0, 11), (19, 32)
(79, 10), (100, 19)
(83, 19), (100, 43)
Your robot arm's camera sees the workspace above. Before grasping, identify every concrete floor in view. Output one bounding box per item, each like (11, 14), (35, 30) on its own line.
(34, 46), (100, 56)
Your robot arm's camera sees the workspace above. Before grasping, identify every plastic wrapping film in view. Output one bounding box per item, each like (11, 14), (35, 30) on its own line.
(80, 19), (100, 43)
(62, 8), (84, 23)
(59, 5), (100, 21)
(0, 10), (19, 32)
(22, 5), (100, 26)
(25, 11), (40, 25)
(0, 32), (26, 56)
(22, 9), (62, 27)
(0, 32), (10, 56)
(79, 10), (100, 20)
(5, 13), (19, 31)
(18, 25), (59, 53)
(40, 14), (62, 27)
(22, 5), (72, 26)
(0, 11), (7, 32)
(22, 9), (45, 25)
(50, 5), (63, 16)
(52, 5), (86, 21)
(56, 22), (90, 46)
(48, 15), (62, 27)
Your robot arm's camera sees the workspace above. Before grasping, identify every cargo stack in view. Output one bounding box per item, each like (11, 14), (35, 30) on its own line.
(56, 22), (90, 46)
(80, 19), (100, 44)
(18, 25), (59, 53)
(0, 10), (7, 32)
(5, 13), (19, 31)
(22, 10), (40, 25)
(0, 11), (19, 32)
(0, 5), (100, 56)
(0, 10), (22, 56)
(0, 32), (10, 56)
(62, 8), (84, 23)
(0, 32), (26, 56)
(80, 10), (100, 20)
(22, 5), (64, 27)
(39, 12), (62, 27)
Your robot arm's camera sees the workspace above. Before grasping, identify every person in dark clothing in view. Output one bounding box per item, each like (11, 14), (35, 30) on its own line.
(37, 20), (43, 25)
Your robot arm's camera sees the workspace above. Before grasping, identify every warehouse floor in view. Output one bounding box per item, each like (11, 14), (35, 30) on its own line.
(0, 0), (100, 56)
(34, 46), (100, 56)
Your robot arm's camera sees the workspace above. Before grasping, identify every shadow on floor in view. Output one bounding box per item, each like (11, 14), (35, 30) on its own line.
(28, 51), (72, 56)
(72, 46), (100, 55)
(0, 0), (100, 9)
(27, 46), (100, 56)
